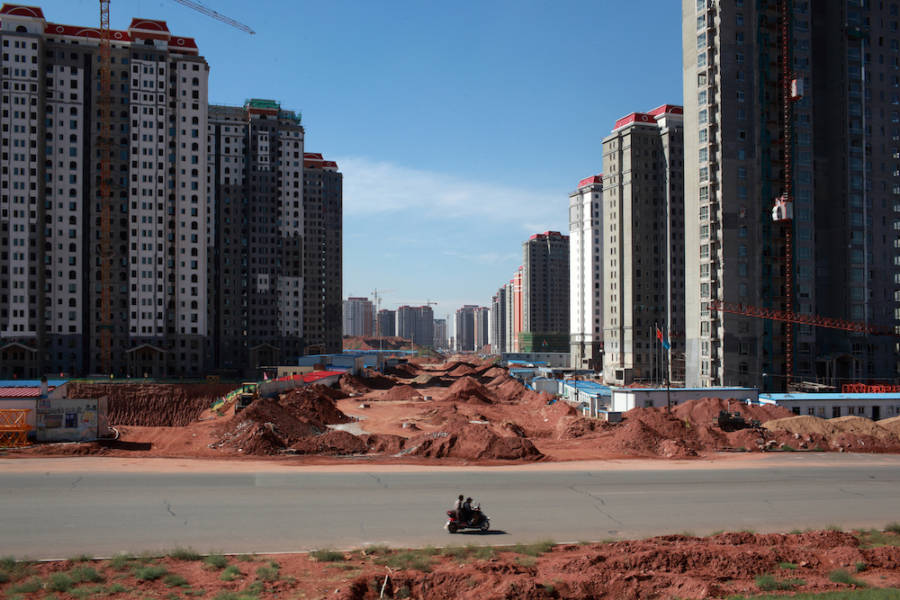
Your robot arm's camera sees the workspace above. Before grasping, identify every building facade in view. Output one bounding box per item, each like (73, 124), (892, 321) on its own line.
(602, 105), (685, 385)
(521, 231), (569, 353)
(0, 6), (209, 378)
(397, 305), (433, 347)
(455, 304), (476, 352)
(343, 297), (374, 337)
(473, 306), (489, 353)
(569, 175), (604, 371)
(491, 287), (507, 355)
(433, 317), (447, 349)
(682, 0), (899, 389)
(377, 309), (395, 338)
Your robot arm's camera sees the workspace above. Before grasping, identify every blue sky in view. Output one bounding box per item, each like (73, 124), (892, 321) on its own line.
(41, 0), (683, 322)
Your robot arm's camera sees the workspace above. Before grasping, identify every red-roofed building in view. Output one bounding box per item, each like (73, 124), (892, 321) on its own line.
(569, 174), (604, 371)
(602, 105), (684, 385)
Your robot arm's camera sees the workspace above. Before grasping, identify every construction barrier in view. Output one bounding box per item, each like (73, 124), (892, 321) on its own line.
(0, 408), (32, 447)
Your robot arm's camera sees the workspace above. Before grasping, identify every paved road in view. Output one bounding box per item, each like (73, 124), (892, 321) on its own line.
(2, 455), (900, 559)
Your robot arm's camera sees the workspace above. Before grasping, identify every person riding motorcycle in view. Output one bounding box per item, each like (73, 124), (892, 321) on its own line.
(462, 497), (474, 524)
(453, 494), (465, 521)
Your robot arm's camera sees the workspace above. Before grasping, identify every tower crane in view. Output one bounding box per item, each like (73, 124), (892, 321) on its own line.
(710, 0), (899, 390)
(371, 289), (396, 337)
(96, 0), (253, 374)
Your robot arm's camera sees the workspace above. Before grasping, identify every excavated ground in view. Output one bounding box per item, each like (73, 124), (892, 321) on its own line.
(2, 529), (899, 600)
(8, 357), (900, 461)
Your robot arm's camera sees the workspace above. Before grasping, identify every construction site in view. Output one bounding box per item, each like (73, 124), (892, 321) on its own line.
(3, 354), (900, 462)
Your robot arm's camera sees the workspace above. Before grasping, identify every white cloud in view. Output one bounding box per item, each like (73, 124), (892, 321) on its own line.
(336, 156), (566, 230)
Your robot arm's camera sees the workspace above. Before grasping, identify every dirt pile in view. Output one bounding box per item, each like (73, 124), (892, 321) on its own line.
(764, 414), (900, 452)
(881, 415), (900, 435)
(386, 363), (419, 378)
(672, 397), (793, 424)
(441, 376), (495, 404)
(66, 382), (237, 427)
(339, 529), (900, 600)
(339, 374), (371, 395)
(280, 385), (351, 426)
(377, 384), (423, 402)
(400, 423), (543, 461)
(358, 370), (396, 390)
(291, 430), (368, 455)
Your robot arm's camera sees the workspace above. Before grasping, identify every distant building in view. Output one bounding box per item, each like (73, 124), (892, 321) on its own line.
(397, 306), (434, 347)
(433, 318), (447, 349)
(521, 232), (569, 353)
(569, 175), (604, 371)
(455, 305), (477, 352)
(343, 297), (375, 337)
(377, 309), (396, 338)
(602, 105), (684, 385)
(491, 288), (507, 355)
(473, 306), (490, 353)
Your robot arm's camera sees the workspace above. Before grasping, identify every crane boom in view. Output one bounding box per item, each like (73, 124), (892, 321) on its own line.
(171, 0), (255, 34)
(709, 300), (899, 338)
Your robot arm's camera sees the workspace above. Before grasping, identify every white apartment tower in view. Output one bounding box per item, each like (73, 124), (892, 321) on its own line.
(0, 5), (208, 377)
(569, 175), (603, 370)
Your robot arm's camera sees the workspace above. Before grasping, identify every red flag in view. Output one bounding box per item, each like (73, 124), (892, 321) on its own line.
(656, 327), (663, 342)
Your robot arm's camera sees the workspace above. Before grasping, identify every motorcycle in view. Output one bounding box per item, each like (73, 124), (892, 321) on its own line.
(445, 503), (490, 533)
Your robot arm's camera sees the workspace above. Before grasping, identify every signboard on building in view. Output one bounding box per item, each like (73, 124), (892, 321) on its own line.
(35, 397), (109, 442)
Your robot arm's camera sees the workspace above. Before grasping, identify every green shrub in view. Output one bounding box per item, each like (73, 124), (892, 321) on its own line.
(885, 522), (900, 534)
(0, 556), (15, 571)
(219, 565), (242, 582)
(109, 553), (134, 571)
(106, 582), (128, 594)
(309, 549), (345, 562)
(780, 444), (796, 452)
(8, 578), (43, 594)
(856, 561), (868, 573)
(204, 553), (229, 569)
(515, 556), (537, 567)
(47, 572), (75, 593)
(829, 568), (867, 587)
(163, 573), (189, 588)
(375, 550), (433, 572)
(778, 562), (798, 570)
(466, 545), (494, 560)
(361, 544), (391, 556)
(827, 524), (843, 532)
(134, 565), (168, 581)
(236, 554), (255, 562)
(0, 570), (9, 584)
(755, 573), (804, 591)
(211, 592), (258, 600)
(168, 547), (202, 561)
(440, 546), (467, 559)
(69, 565), (104, 584)
(254, 565), (278, 582)
(68, 554), (93, 563)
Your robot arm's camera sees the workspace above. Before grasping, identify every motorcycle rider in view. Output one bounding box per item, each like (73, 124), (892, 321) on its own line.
(453, 494), (465, 521)
(462, 497), (474, 524)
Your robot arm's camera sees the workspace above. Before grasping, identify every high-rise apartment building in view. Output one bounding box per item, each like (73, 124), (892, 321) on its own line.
(397, 305), (433, 347)
(683, 1), (899, 389)
(455, 305), (477, 352)
(521, 231), (569, 352)
(473, 306), (489, 352)
(0, 6), (209, 377)
(569, 175), (604, 371)
(207, 100), (303, 372)
(491, 287), (507, 355)
(603, 106), (685, 384)
(433, 317), (447, 349)
(302, 152), (342, 355)
(377, 309), (395, 338)
(343, 297), (374, 337)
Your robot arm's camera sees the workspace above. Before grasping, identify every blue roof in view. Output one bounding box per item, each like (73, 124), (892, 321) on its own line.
(761, 392), (900, 401)
(616, 386), (756, 393)
(0, 379), (68, 388)
(565, 380), (611, 396)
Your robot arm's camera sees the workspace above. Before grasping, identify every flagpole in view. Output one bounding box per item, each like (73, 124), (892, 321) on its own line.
(665, 321), (672, 413)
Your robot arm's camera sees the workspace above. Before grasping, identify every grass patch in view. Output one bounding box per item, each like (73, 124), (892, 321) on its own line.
(106, 582), (129, 594)
(829, 569), (868, 587)
(204, 553), (229, 569)
(70, 584), (106, 600)
(726, 589), (900, 599)
(755, 573), (804, 592)
(69, 565), (104, 584)
(361, 544), (391, 556)
(211, 592), (258, 600)
(439, 546), (467, 559)
(885, 522), (900, 535)
(254, 564), (279, 582)
(778, 562), (798, 570)
(375, 550), (433, 572)
(67, 554), (93, 563)
(134, 565), (168, 581)
(855, 529), (900, 548)
(309, 549), (345, 563)
(856, 562), (868, 573)
(780, 445), (797, 452)
(163, 573), (189, 588)
(167, 547), (202, 561)
(510, 540), (555, 557)
(235, 554), (256, 562)
(219, 565), (242, 582)
(109, 553), (135, 572)
(515, 555), (537, 567)
(47, 573), (75, 593)
(466, 545), (494, 561)
(8, 578), (43, 594)
(827, 525), (844, 532)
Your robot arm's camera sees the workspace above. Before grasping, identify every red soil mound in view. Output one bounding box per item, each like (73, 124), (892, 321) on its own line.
(441, 376), (495, 404)
(213, 398), (323, 455)
(386, 363), (419, 378)
(378, 384), (423, 402)
(339, 374), (370, 395)
(492, 377), (528, 403)
(401, 423), (543, 461)
(291, 430), (368, 455)
(67, 382), (236, 427)
(361, 433), (407, 455)
(672, 397), (793, 424)
(358, 370), (396, 390)
(447, 364), (476, 377)
(280, 386), (350, 427)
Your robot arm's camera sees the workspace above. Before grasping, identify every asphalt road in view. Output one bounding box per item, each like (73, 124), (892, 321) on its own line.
(2, 455), (900, 559)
